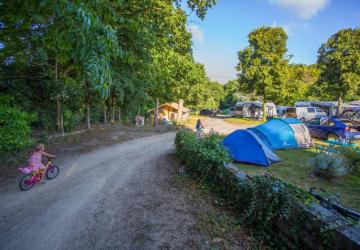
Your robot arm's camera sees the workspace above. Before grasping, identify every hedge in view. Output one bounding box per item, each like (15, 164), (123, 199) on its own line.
(175, 131), (342, 249)
(0, 96), (36, 154)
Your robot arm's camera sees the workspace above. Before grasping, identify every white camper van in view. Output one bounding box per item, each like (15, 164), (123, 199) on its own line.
(293, 106), (326, 122)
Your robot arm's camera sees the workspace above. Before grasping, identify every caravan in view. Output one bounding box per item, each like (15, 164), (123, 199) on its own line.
(232, 101), (277, 118)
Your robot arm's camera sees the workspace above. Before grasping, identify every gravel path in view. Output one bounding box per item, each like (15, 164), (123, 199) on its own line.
(0, 132), (208, 250)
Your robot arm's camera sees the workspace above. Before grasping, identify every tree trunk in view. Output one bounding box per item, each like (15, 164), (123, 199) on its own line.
(118, 107), (121, 123)
(104, 105), (107, 124)
(55, 59), (61, 131)
(85, 80), (91, 130)
(111, 106), (115, 124)
(155, 98), (159, 127)
(177, 99), (183, 123)
(262, 98), (267, 120)
(86, 101), (91, 130)
(60, 108), (64, 135)
(56, 97), (61, 131)
(338, 92), (343, 115)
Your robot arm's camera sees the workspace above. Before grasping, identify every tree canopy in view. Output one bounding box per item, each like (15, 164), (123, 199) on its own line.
(316, 28), (360, 111)
(237, 26), (289, 116)
(0, 0), (220, 138)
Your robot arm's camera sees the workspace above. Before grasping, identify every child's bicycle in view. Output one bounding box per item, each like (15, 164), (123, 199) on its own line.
(18, 157), (59, 191)
(196, 127), (205, 138)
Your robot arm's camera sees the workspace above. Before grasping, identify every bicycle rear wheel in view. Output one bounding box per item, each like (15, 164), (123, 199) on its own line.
(19, 174), (34, 191)
(46, 166), (59, 179)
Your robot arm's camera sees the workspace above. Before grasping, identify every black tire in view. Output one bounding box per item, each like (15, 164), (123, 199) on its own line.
(327, 133), (339, 141)
(46, 166), (59, 180)
(19, 174), (34, 191)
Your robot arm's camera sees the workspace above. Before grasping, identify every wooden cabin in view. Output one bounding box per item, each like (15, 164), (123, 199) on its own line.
(148, 102), (190, 122)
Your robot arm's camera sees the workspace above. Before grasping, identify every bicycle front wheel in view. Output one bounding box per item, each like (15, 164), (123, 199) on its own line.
(46, 166), (59, 179)
(19, 174), (34, 191)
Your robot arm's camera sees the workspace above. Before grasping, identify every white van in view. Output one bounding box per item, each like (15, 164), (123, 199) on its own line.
(293, 107), (326, 122)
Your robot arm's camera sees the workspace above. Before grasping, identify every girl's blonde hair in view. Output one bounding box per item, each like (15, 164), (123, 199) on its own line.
(34, 143), (44, 152)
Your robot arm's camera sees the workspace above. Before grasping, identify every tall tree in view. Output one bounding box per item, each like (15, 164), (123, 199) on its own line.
(0, 0), (218, 135)
(285, 64), (320, 105)
(237, 26), (289, 117)
(316, 28), (360, 112)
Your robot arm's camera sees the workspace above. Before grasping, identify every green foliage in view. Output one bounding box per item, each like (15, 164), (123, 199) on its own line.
(63, 109), (83, 132)
(220, 79), (259, 109)
(237, 26), (289, 109)
(316, 28), (360, 107)
(235, 175), (311, 236)
(0, 0), (221, 141)
(286, 64), (320, 105)
(0, 96), (36, 154)
(175, 131), (232, 193)
(175, 131), (316, 246)
(175, 0), (217, 20)
(339, 148), (360, 176)
(235, 28), (322, 107)
(309, 153), (349, 179)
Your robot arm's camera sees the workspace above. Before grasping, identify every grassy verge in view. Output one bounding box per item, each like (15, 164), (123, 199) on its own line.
(223, 117), (263, 126)
(236, 148), (360, 211)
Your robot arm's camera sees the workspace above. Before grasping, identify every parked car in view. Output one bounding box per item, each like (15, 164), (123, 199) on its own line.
(200, 109), (217, 116)
(229, 107), (236, 117)
(293, 106), (326, 122)
(305, 116), (360, 141)
(337, 107), (360, 122)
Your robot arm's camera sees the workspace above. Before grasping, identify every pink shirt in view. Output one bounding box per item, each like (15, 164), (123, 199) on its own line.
(28, 151), (45, 170)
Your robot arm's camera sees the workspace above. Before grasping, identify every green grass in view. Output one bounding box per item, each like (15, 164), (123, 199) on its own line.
(236, 148), (360, 211)
(224, 117), (263, 125)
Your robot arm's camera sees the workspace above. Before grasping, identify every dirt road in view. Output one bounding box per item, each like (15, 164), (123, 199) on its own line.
(0, 133), (210, 250)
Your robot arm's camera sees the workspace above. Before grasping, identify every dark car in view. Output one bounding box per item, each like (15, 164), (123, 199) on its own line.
(200, 109), (217, 116)
(305, 116), (360, 141)
(337, 107), (360, 122)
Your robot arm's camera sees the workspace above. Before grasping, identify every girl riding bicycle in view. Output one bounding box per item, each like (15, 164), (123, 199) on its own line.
(196, 119), (205, 135)
(28, 143), (56, 183)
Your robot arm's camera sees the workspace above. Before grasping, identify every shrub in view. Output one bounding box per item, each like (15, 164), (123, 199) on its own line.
(339, 148), (360, 176)
(63, 109), (82, 132)
(175, 131), (313, 245)
(175, 131), (233, 196)
(309, 153), (348, 179)
(0, 96), (37, 154)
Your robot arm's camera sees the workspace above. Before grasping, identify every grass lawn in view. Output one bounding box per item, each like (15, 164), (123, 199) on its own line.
(236, 148), (360, 211)
(224, 117), (263, 126)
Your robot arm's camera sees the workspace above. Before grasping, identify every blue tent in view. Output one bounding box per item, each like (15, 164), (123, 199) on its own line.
(223, 130), (281, 167)
(249, 118), (310, 150)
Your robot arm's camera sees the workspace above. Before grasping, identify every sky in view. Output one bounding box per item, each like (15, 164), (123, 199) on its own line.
(185, 0), (360, 83)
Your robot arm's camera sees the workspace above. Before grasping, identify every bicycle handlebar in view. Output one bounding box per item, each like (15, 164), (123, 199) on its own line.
(309, 187), (360, 221)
